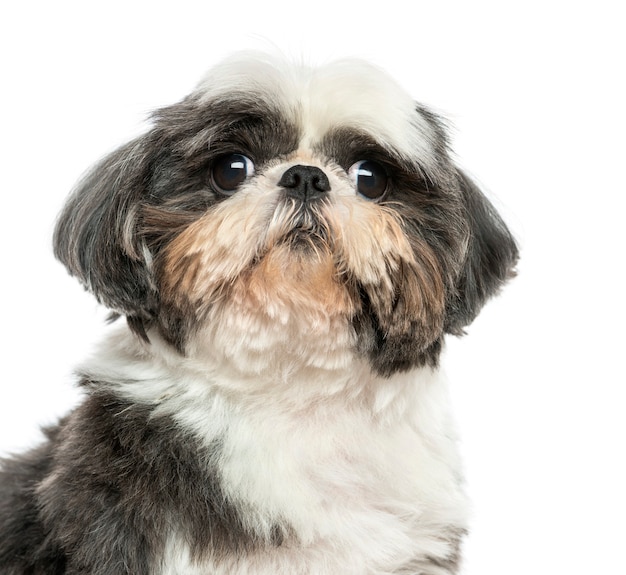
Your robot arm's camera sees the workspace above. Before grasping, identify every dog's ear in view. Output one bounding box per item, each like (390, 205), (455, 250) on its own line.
(445, 169), (519, 334)
(53, 137), (156, 334)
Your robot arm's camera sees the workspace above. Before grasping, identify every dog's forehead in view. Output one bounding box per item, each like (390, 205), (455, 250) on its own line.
(193, 53), (440, 170)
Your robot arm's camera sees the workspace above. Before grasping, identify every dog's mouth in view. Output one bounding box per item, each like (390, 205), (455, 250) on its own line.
(265, 196), (334, 254)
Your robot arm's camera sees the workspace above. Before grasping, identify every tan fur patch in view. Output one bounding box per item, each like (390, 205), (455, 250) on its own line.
(159, 195), (267, 314)
(325, 198), (446, 349)
(232, 244), (355, 320)
(159, 194), (356, 329)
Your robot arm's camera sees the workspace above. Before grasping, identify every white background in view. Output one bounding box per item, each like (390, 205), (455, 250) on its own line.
(1, 1), (624, 573)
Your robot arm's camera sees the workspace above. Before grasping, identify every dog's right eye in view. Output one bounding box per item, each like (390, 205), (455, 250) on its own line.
(210, 153), (255, 194)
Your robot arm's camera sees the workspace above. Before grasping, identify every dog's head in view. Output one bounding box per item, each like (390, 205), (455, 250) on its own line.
(54, 53), (518, 377)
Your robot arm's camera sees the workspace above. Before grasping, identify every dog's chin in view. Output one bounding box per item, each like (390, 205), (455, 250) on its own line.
(184, 239), (358, 381)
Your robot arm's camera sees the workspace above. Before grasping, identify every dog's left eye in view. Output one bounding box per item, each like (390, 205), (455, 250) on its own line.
(349, 160), (388, 200)
(210, 153), (255, 194)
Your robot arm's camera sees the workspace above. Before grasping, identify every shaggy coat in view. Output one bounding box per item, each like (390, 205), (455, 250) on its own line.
(0, 54), (518, 574)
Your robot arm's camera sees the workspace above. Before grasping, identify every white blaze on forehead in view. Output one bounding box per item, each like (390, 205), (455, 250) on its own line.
(194, 52), (439, 172)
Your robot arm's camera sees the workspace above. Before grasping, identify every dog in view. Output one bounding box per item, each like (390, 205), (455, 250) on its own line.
(0, 53), (518, 574)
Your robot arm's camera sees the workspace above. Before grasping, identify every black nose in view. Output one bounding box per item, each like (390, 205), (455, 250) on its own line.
(278, 165), (331, 201)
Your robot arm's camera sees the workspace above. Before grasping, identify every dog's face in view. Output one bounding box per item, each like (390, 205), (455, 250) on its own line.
(54, 54), (518, 377)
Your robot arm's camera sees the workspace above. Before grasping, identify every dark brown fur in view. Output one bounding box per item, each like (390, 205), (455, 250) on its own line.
(0, 382), (288, 574)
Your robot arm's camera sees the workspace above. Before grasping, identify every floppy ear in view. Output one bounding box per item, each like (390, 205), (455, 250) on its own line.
(445, 169), (519, 334)
(53, 138), (157, 334)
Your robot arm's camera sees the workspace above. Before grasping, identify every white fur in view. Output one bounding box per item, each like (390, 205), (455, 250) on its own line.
(194, 52), (440, 177)
(81, 324), (468, 575)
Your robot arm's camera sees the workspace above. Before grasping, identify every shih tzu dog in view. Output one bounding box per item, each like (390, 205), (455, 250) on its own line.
(0, 53), (518, 574)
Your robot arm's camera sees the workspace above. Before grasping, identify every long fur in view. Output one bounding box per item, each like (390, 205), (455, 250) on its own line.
(0, 53), (518, 574)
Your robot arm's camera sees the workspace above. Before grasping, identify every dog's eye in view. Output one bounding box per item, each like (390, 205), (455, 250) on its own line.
(349, 160), (388, 200)
(211, 153), (255, 194)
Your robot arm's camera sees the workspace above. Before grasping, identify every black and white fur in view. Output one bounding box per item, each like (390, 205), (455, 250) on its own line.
(0, 53), (518, 574)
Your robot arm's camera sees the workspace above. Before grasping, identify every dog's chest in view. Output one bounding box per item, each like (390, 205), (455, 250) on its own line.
(159, 412), (439, 575)
(102, 328), (468, 574)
